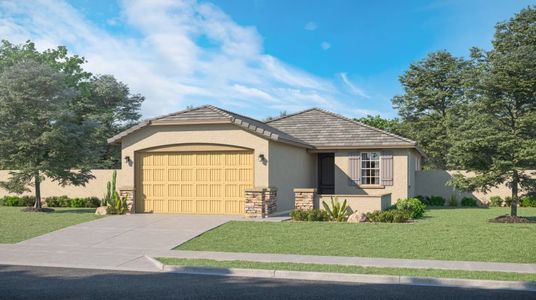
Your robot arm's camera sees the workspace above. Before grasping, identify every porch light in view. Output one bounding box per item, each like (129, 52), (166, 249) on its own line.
(258, 154), (266, 162)
(124, 156), (132, 164)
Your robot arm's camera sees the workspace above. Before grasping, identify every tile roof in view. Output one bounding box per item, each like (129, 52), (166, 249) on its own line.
(266, 108), (416, 148)
(109, 105), (417, 151)
(108, 105), (311, 148)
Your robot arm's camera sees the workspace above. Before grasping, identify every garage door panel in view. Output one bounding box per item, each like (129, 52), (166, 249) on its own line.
(137, 151), (253, 214)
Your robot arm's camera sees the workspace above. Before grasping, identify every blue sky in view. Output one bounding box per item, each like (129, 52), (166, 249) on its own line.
(0, 0), (533, 119)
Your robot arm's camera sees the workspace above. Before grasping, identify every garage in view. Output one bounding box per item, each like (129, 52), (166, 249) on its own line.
(136, 150), (254, 214)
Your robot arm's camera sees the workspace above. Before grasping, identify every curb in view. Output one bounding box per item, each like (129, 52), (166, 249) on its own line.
(162, 265), (536, 292)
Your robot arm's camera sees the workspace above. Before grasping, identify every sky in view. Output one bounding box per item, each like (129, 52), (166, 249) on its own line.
(0, 0), (533, 120)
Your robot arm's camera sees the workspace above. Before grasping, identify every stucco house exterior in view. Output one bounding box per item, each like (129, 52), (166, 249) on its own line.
(108, 105), (424, 217)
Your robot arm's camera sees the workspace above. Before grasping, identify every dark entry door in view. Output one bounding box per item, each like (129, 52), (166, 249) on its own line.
(318, 153), (335, 194)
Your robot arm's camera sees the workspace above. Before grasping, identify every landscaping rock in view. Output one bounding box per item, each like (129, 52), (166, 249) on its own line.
(95, 206), (108, 216)
(358, 213), (368, 223)
(347, 212), (359, 223)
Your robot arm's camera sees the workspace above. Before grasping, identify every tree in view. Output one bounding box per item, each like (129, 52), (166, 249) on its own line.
(448, 7), (536, 217)
(81, 75), (144, 168)
(354, 115), (401, 134)
(0, 40), (144, 168)
(0, 60), (94, 210)
(392, 51), (467, 169)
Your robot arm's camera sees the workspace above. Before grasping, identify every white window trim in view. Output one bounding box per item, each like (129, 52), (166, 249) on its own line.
(360, 151), (381, 185)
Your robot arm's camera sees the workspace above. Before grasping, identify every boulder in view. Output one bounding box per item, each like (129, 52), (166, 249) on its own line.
(358, 213), (368, 223)
(95, 206), (108, 216)
(347, 212), (360, 223)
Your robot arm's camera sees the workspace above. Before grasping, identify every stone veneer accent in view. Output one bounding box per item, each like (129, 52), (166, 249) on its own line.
(119, 186), (135, 214)
(244, 187), (277, 218)
(294, 188), (317, 211)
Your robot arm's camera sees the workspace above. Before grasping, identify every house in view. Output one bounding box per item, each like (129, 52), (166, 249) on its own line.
(108, 105), (423, 217)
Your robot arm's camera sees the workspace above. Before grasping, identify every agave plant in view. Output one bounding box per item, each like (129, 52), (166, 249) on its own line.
(322, 196), (350, 222)
(107, 191), (128, 215)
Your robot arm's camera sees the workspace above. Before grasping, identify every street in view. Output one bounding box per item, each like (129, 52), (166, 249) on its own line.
(0, 265), (534, 299)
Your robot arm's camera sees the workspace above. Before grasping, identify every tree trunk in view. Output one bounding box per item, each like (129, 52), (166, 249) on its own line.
(511, 170), (518, 217)
(34, 172), (42, 209)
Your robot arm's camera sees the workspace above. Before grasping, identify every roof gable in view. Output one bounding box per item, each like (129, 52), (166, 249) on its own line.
(266, 108), (416, 148)
(108, 105), (311, 148)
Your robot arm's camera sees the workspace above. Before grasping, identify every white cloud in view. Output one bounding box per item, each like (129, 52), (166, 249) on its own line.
(339, 72), (369, 98)
(0, 0), (373, 119)
(304, 21), (317, 31)
(320, 41), (331, 50)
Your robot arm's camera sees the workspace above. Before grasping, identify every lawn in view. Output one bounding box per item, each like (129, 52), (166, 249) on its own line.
(0, 207), (99, 243)
(177, 207), (536, 263)
(156, 258), (536, 282)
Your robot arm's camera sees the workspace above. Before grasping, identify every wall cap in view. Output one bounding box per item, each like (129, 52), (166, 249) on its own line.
(318, 193), (391, 198)
(118, 186), (135, 191)
(294, 188), (317, 193)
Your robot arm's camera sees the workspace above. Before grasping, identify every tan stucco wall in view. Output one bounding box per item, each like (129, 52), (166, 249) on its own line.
(268, 141), (315, 211)
(119, 124), (270, 191)
(334, 149), (410, 204)
(415, 170), (535, 204)
(408, 149), (421, 198)
(318, 194), (391, 214)
(0, 170), (115, 198)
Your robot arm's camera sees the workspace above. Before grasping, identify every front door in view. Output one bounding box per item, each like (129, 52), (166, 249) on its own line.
(318, 153), (335, 194)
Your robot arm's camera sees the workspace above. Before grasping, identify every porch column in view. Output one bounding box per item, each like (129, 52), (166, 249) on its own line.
(244, 187), (278, 218)
(294, 188), (317, 211)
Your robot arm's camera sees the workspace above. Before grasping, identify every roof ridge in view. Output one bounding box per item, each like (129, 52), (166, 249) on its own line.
(149, 105), (223, 122)
(265, 107), (318, 123)
(311, 108), (416, 145)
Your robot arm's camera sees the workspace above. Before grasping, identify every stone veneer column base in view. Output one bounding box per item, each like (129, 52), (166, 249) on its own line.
(294, 188), (317, 211)
(119, 186), (135, 214)
(244, 187), (278, 218)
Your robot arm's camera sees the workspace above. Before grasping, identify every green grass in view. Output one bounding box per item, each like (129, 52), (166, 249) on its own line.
(156, 258), (536, 282)
(177, 207), (536, 263)
(0, 206), (100, 243)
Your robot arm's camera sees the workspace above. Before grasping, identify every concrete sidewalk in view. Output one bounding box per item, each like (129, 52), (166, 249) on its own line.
(150, 250), (536, 274)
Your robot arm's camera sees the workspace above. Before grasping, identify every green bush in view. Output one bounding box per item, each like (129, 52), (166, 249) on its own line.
(504, 196), (513, 207)
(429, 195), (445, 206)
(2, 195), (35, 206)
(322, 197), (350, 222)
(461, 197), (477, 207)
(489, 196), (503, 207)
(44, 196), (101, 208)
(415, 195), (430, 205)
(520, 194), (536, 207)
(45, 195), (71, 207)
(396, 198), (426, 219)
(69, 198), (86, 208)
(291, 209), (329, 222)
(85, 197), (101, 208)
(366, 210), (411, 223)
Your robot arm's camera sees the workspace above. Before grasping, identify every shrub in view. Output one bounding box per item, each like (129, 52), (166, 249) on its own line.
(322, 197), (350, 222)
(429, 195), (445, 206)
(520, 194), (536, 207)
(2, 195), (35, 206)
(448, 195), (458, 207)
(461, 197), (477, 207)
(504, 196), (513, 207)
(366, 210), (410, 223)
(291, 209), (329, 222)
(45, 195), (71, 207)
(415, 195), (430, 205)
(85, 197), (101, 208)
(69, 198), (86, 208)
(107, 193), (129, 215)
(396, 198), (426, 219)
(489, 196), (503, 207)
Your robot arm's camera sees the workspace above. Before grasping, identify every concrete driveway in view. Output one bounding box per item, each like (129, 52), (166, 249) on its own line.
(0, 214), (237, 271)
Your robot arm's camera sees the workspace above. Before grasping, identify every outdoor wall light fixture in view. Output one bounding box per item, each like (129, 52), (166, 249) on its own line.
(258, 154), (266, 163)
(124, 156), (132, 164)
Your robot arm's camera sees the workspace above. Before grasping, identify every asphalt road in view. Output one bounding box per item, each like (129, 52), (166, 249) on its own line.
(0, 265), (534, 300)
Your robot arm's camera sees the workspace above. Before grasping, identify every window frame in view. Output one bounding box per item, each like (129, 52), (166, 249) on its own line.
(360, 151), (381, 185)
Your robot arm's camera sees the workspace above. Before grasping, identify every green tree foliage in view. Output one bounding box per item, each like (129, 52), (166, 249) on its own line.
(448, 7), (536, 217)
(0, 60), (95, 209)
(0, 40), (144, 168)
(392, 51), (467, 169)
(354, 115), (401, 134)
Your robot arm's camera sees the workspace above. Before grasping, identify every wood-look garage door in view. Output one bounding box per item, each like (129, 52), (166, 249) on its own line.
(136, 151), (254, 214)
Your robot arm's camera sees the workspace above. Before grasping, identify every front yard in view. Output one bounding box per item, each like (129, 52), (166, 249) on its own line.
(0, 207), (99, 243)
(177, 207), (536, 263)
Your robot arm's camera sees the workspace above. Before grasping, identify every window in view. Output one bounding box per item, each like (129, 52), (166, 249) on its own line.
(361, 152), (380, 185)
